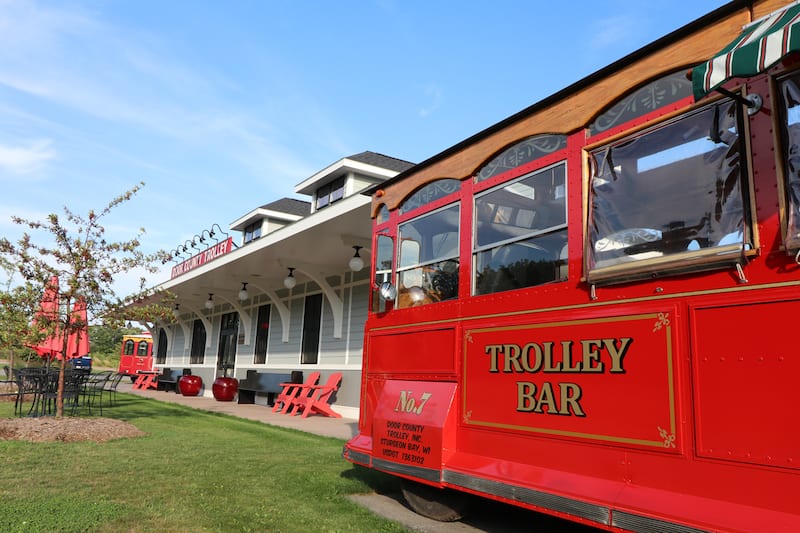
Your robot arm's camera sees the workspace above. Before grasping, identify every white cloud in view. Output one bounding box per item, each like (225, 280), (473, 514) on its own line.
(418, 83), (443, 118)
(0, 139), (55, 174)
(0, 0), (339, 194)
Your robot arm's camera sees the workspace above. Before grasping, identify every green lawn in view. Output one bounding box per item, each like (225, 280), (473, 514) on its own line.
(0, 394), (407, 533)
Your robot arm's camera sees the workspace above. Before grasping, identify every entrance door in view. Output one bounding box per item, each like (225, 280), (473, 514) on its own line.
(216, 312), (239, 377)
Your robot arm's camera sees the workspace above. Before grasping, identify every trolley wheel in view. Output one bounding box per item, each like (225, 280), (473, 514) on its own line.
(129, 376), (137, 383)
(400, 479), (469, 522)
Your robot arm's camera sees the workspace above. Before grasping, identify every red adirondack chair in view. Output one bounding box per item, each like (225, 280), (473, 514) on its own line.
(272, 372), (319, 414)
(292, 372), (342, 418)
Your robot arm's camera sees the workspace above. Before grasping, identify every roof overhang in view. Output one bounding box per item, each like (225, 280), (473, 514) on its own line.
(295, 156), (398, 195)
(143, 192), (373, 312)
(229, 208), (303, 232)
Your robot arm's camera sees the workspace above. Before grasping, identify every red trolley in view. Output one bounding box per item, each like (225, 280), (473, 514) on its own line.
(117, 332), (153, 381)
(343, 2), (800, 531)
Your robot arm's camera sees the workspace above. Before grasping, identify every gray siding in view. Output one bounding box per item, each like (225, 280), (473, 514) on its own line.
(163, 274), (367, 412)
(348, 283), (369, 364)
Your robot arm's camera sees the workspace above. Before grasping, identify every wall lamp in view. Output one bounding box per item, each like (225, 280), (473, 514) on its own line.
(172, 303), (181, 319)
(209, 223), (238, 248)
(205, 293), (214, 310)
(238, 282), (249, 301)
(170, 224), (238, 260)
(349, 245), (364, 272)
(283, 268), (297, 289)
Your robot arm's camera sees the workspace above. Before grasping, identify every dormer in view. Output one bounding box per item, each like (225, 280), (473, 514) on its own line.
(295, 151), (413, 214)
(229, 198), (310, 246)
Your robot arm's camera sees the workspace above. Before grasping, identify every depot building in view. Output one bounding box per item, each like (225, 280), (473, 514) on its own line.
(136, 152), (413, 418)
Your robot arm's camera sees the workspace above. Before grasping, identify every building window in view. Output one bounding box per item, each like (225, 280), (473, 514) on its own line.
(300, 294), (322, 364)
(254, 305), (270, 364)
(587, 97), (751, 284)
(397, 203), (460, 307)
(216, 312), (238, 375)
(316, 176), (346, 210)
(244, 221), (262, 244)
(474, 162), (568, 295)
(156, 329), (167, 364)
(190, 319), (206, 364)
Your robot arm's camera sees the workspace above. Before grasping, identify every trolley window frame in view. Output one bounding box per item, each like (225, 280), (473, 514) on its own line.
(584, 94), (757, 285)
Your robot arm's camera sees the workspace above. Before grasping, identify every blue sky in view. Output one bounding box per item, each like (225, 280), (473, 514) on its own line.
(0, 0), (729, 295)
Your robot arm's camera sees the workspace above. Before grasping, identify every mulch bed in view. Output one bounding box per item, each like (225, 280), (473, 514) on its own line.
(0, 416), (146, 443)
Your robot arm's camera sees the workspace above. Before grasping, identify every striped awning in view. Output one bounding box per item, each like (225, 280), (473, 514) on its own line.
(693, 3), (800, 100)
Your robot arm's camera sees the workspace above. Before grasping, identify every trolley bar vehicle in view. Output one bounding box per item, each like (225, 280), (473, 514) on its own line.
(343, 1), (800, 531)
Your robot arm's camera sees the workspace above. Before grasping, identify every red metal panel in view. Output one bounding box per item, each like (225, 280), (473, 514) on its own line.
(692, 299), (800, 469)
(369, 327), (456, 375)
(373, 380), (457, 470)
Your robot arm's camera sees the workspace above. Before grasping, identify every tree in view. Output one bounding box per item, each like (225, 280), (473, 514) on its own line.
(0, 271), (41, 371)
(0, 182), (173, 416)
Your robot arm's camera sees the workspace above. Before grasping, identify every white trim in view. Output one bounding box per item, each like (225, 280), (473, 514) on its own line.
(157, 194), (371, 293)
(295, 157), (397, 195)
(294, 267), (344, 339)
(182, 304), (213, 350)
(230, 207), (303, 231)
(216, 294), (252, 346)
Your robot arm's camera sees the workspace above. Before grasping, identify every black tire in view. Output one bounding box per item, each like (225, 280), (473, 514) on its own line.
(400, 479), (469, 522)
(129, 376), (137, 383)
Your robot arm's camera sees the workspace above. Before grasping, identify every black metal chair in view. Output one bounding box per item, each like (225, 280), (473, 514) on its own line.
(103, 372), (125, 407)
(34, 370), (61, 417)
(14, 368), (45, 417)
(82, 370), (112, 415)
(63, 369), (89, 415)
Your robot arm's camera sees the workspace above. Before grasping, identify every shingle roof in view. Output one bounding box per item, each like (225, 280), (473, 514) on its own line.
(259, 197), (311, 217)
(347, 151), (415, 173)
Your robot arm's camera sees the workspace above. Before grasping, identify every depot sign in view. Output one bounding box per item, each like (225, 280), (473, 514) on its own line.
(171, 237), (233, 279)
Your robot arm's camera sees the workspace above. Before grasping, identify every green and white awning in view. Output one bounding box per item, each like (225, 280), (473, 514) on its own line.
(693, 2), (800, 100)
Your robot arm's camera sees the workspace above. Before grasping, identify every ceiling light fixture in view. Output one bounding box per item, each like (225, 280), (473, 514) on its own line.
(283, 268), (297, 289)
(349, 245), (364, 272)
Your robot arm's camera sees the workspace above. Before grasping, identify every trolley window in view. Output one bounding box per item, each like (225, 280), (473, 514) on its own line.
(587, 98), (751, 283)
(474, 163), (568, 295)
(778, 72), (800, 251)
(372, 233), (395, 312)
(396, 203), (460, 307)
(137, 341), (149, 356)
